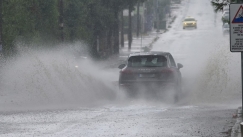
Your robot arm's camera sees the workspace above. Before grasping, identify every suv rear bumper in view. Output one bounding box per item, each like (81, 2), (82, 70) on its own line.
(119, 81), (177, 91)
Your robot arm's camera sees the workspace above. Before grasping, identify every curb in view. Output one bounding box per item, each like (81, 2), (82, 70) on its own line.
(231, 107), (242, 137)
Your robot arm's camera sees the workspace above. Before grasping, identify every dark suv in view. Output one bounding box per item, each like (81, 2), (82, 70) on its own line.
(118, 51), (183, 99)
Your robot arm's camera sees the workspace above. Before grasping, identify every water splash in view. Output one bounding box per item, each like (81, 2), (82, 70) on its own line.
(0, 42), (119, 111)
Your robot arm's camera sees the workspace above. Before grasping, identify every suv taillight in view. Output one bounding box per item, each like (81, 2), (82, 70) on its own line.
(120, 68), (136, 81)
(160, 68), (174, 81)
(120, 69), (133, 74)
(161, 68), (173, 73)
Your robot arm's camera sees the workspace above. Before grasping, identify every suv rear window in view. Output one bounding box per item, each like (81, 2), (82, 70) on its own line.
(127, 55), (167, 67)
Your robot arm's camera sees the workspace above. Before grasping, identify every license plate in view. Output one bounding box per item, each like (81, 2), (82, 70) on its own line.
(139, 74), (155, 78)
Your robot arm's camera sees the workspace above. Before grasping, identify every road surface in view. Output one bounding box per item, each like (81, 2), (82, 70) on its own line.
(0, 0), (241, 137)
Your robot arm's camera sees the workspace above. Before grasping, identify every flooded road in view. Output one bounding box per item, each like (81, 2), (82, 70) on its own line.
(0, 0), (241, 136)
(0, 102), (237, 137)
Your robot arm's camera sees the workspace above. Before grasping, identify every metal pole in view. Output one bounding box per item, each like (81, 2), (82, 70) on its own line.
(238, 0), (243, 124)
(235, 0), (243, 125)
(241, 122), (243, 137)
(242, 52), (243, 121)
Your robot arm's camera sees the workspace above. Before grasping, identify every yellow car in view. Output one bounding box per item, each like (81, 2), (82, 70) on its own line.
(183, 17), (197, 29)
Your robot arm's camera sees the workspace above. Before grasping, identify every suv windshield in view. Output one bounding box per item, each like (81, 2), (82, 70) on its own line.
(128, 55), (167, 67)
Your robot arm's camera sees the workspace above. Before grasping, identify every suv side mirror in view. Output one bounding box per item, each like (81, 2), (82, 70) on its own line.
(177, 63), (183, 69)
(118, 64), (126, 69)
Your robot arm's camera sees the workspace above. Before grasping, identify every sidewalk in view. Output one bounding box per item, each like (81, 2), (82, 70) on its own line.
(100, 1), (178, 68)
(231, 107), (242, 137)
(98, 30), (164, 69)
(118, 30), (164, 62)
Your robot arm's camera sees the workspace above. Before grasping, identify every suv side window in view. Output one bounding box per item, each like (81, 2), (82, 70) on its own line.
(168, 54), (176, 67)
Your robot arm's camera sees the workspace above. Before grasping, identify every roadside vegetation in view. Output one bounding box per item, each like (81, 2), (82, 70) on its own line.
(211, 0), (238, 25)
(0, 0), (171, 59)
(211, 0), (240, 12)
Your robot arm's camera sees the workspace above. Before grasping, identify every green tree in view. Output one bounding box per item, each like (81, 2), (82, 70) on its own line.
(2, 0), (59, 56)
(211, 0), (240, 12)
(0, 0), (148, 58)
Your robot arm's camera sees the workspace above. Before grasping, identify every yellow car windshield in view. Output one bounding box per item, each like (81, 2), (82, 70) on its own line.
(184, 18), (195, 21)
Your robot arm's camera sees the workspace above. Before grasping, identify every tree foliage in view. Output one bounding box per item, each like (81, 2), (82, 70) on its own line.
(3, 0), (59, 55)
(1, 0), (148, 58)
(210, 0), (242, 12)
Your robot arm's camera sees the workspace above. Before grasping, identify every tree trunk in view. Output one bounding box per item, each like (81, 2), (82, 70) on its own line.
(59, 0), (64, 42)
(120, 11), (124, 48)
(136, 1), (140, 38)
(107, 28), (112, 55)
(128, 4), (132, 50)
(113, 10), (119, 54)
(0, 0), (2, 56)
(156, 0), (160, 32)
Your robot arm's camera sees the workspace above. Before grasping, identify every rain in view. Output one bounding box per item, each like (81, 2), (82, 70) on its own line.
(0, 0), (241, 136)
